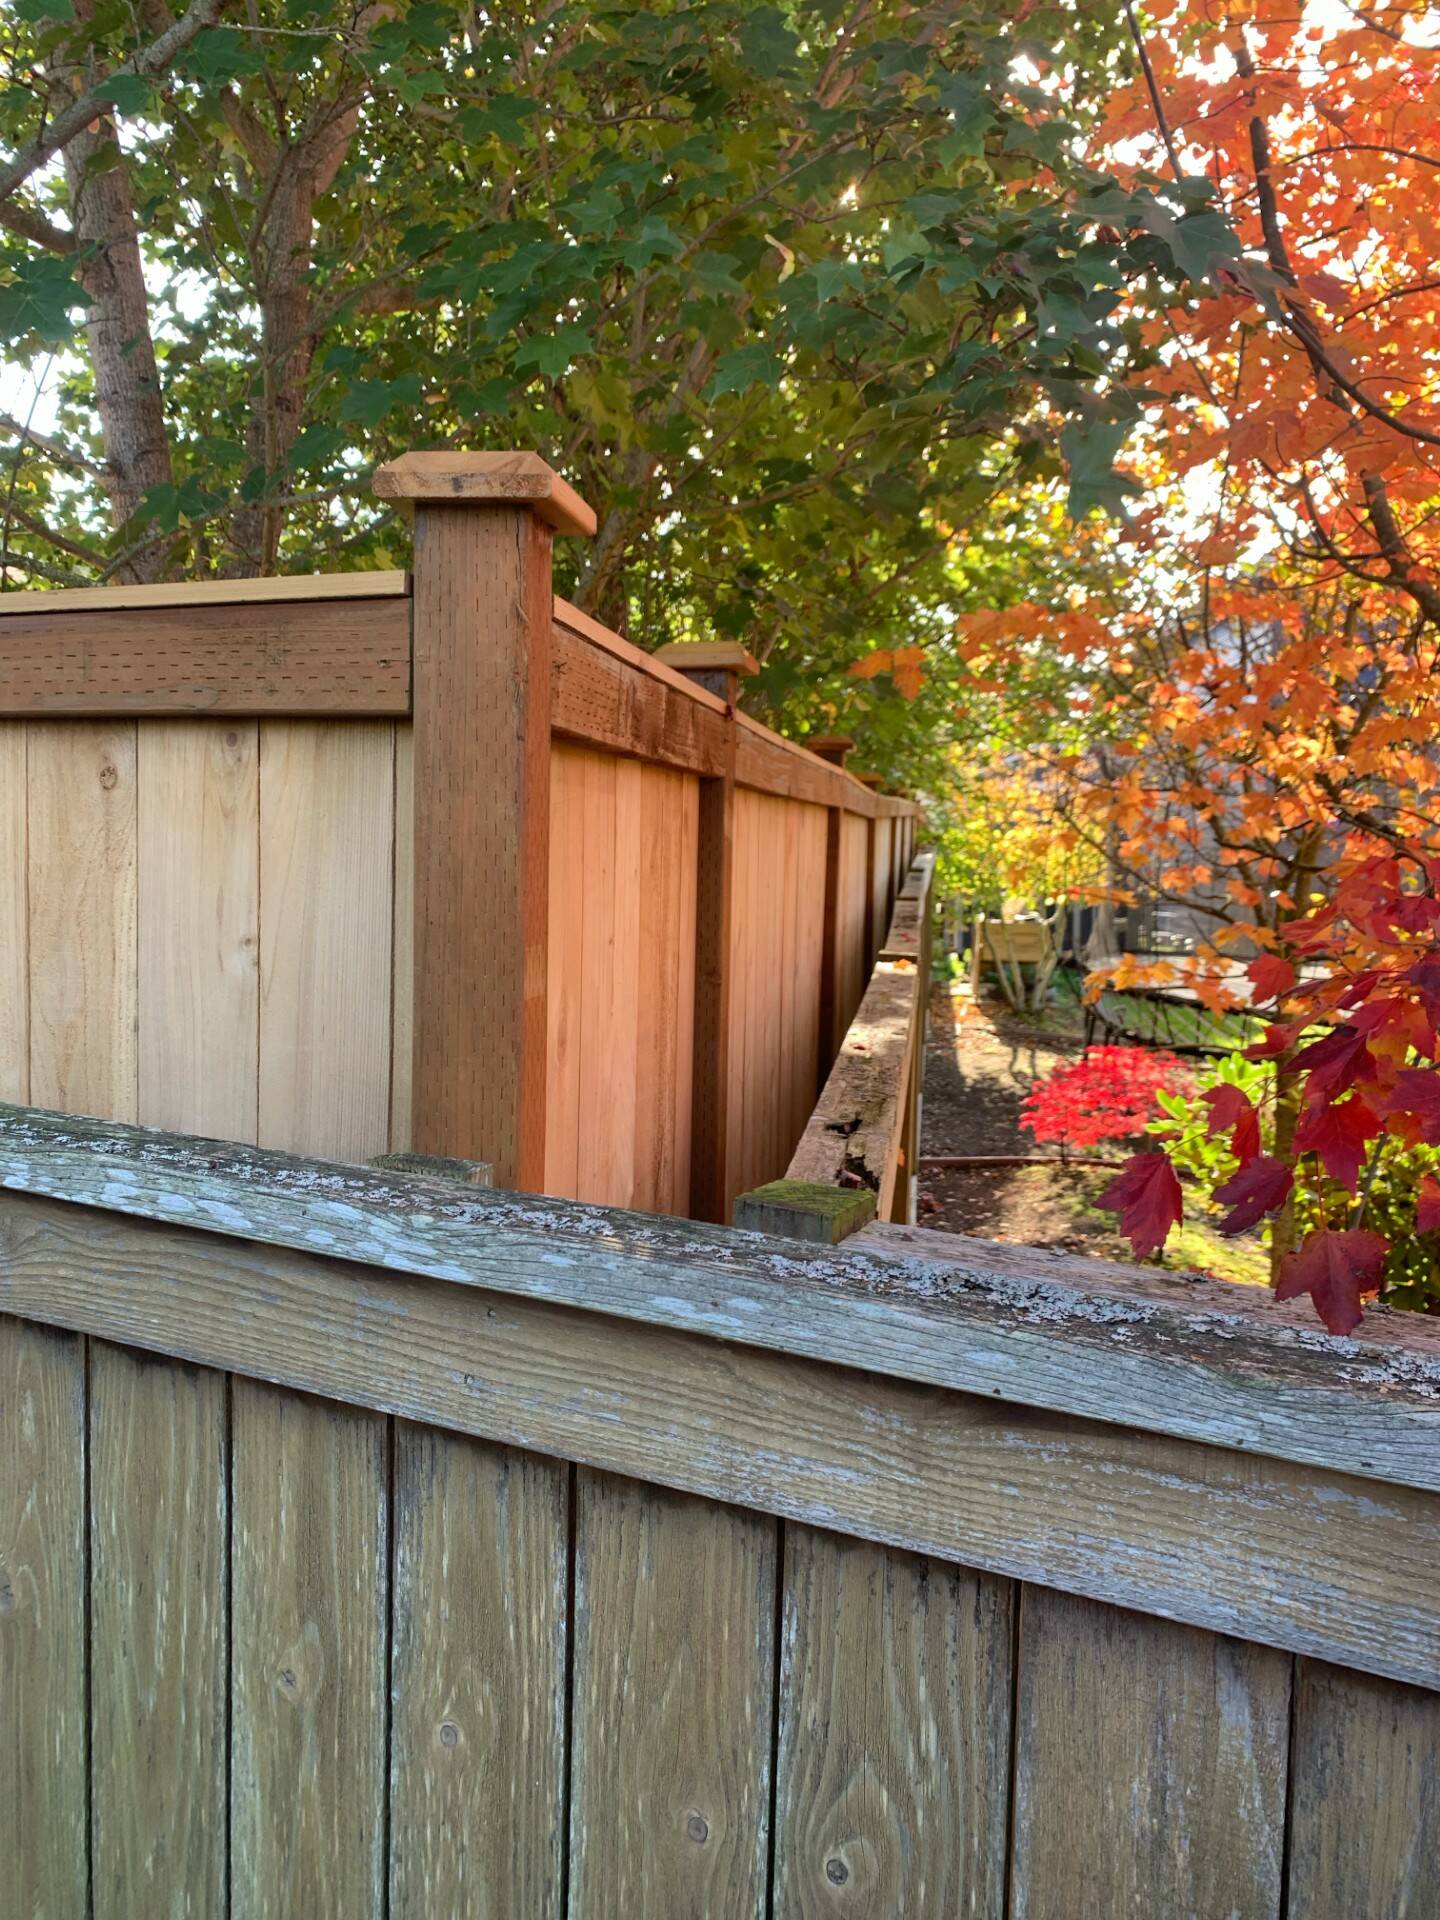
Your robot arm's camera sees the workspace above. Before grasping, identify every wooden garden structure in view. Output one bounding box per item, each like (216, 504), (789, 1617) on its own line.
(0, 1105), (1436, 1917)
(0, 450), (917, 1224)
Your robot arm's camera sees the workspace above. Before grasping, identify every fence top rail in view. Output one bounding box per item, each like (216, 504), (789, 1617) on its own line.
(0, 1100), (1436, 1494)
(0, 570), (410, 614)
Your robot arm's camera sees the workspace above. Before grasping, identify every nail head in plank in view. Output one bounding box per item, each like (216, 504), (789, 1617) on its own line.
(772, 1528), (1013, 1917)
(568, 1468), (776, 1918)
(389, 1425), (567, 1918)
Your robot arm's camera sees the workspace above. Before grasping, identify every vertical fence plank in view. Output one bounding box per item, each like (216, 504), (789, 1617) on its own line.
(773, 1529), (1013, 1919)
(674, 774), (699, 1211)
(1286, 1658), (1440, 1918)
(89, 1342), (228, 1920)
(231, 1380), (388, 1920)
(389, 1425), (568, 1918)
(390, 723), (414, 1153)
(690, 756), (737, 1221)
(258, 720), (394, 1161)
(0, 1315), (87, 1920)
(636, 765), (684, 1213)
(817, 806), (843, 1089)
(544, 743), (586, 1199)
(569, 1469), (776, 1919)
(27, 720), (138, 1120)
(1011, 1587), (1290, 1919)
(0, 724), (27, 1102)
(138, 721), (260, 1142)
(576, 750), (620, 1204)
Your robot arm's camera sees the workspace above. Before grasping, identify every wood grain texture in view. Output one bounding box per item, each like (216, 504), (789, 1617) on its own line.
(7, 1193), (1440, 1688)
(689, 758), (736, 1223)
(137, 721), (260, 1141)
(0, 571), (408, 614)
(230, 1377), (388, 1920)
(773, 1528), (1012, 1919)
(569, 1469), (776, 1919)
(787, 962), (918, 1213)
(390, 723), (414, 1152)
(0, 724), (27, 1102)
(258, 720), (394, 1161)
(411, 505), (550, 1182)
(1011, 1587), (1290, 1920)
(552, 598), (728, 714)
(0, 597), (411, 715)
(579, 751), (640, 1205)
(551, 619), (730, 778)
(634, 763), (698, 1212)
(1, 1106), (1438, 1500)
(27, 720), (138, 1119)
(389, 1425), (568, 1919)
(1287, 1658), (1440, 1918)
(734, 717), (852, 812)
(0, 1314), (87, 1920)
(544, 742), (585, 1198)
(375, 450), (595, 535)
(89, 1341), (228, 1920)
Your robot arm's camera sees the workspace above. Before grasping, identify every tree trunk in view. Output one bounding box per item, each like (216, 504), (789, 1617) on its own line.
(62, 116), (173, 578)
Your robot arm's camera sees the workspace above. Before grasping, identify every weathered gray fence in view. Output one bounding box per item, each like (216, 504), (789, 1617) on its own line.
(0, 1104), (1437, 1917)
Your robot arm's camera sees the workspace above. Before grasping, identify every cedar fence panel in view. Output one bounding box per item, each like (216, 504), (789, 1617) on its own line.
(0, 452), (918, 1215)
(0, 1111), (1435, 1917)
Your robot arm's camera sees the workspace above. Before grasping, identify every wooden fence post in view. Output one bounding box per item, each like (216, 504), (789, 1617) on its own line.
(653, 640), (757, 1223)
(373, 451), (595, 1187)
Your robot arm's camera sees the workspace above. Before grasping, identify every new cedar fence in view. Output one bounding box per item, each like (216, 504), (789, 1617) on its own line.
(0, 450), (917, 1224)
(1, 1107), (1436, 1918)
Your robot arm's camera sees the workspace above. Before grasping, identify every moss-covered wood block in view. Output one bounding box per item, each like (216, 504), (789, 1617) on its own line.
(731, 1178), (876, 1244)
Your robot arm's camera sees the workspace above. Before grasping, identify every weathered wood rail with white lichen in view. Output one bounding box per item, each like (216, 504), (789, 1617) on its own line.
(1, 1103), (1437, 1916)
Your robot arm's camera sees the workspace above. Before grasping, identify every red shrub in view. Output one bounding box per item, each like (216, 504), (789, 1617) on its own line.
(1021, 1046), (1191, 1152)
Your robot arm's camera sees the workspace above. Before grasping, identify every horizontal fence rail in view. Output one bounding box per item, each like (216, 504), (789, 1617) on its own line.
(0, 450), (919, 1225)
(0, 1108), (1436, 1916)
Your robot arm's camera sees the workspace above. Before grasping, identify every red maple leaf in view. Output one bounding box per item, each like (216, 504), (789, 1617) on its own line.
(1292, 1094), (1381, 1191)
(1202, 1084), (1262, 1164)
(1275, 1229), (1388, 1335)
(1098, 1152), (1183, 1259)
(1246, 953), (1297, 1002)
(1213, 1155), (1293, 1235)
(1291, 1025), (1376, 1104)
(1379, 1066), (1440, 1144)
(1418, 1175), (1440, 1235)
(1245, 1020), (1306, 1062)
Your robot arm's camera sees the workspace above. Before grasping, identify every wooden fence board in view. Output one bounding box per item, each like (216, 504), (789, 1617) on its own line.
(569, 1470), (777, 1919)
(0, 727), (26, 1102)
(137, 721), (260, 1141)
(772, 1528), (1012, 1918)
(0, 1315), (87, 1920)
(1010, 1587), (1290, 1919)
(27, 721), (138, 1119)
(89, 1341), (228, 1920)
(635, 764), (697, 1213)
(390, 723), (414, 1152)
(3, 1108), (1438, 1500)
(8, 1192), (1440, 1688)
(258, 720), (394, 1161)
(0, 596), (411, 717)
(1287, 1658), (1440, 1918)
(231, 1379), (388, 1920)
(544, 743), (586, 1198)
(389, 1425), (568, 1919)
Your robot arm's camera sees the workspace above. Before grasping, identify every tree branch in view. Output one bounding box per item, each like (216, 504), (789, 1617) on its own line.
(0, 0), (225, 206)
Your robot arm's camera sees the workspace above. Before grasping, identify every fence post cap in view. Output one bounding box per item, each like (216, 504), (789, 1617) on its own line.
(372, 450), (597, 536)
(652, 640), (760, 676)
(806, 733), (854, 765)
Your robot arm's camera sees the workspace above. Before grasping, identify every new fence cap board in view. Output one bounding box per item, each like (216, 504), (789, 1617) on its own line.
(373, 450), (597, 536)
